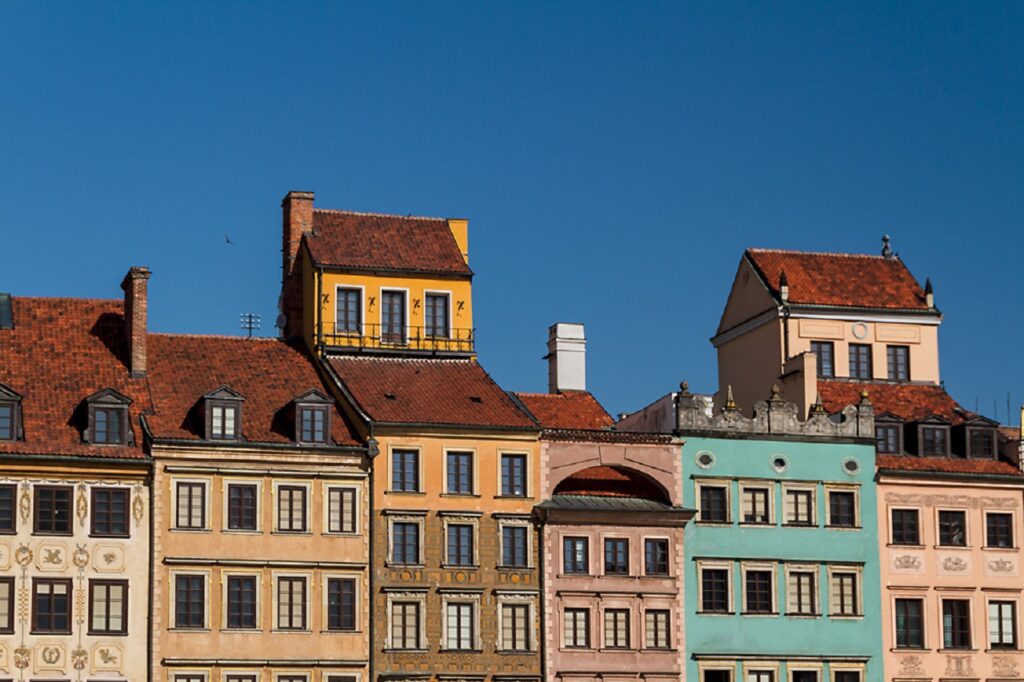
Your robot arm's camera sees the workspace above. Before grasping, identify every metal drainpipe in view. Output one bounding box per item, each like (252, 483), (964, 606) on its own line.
(367, 427), (377, 682)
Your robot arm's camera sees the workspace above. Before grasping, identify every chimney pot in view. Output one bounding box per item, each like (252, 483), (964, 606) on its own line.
(120, 266), (151, 377)
(546, 323), (587, 393)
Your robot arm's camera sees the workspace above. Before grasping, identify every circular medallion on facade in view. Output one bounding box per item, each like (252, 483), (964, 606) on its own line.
(695, 451), (716, 470)
(851, 322), (869, 339)
(843, 457), (861, 475)
(771, 454), (789, 473)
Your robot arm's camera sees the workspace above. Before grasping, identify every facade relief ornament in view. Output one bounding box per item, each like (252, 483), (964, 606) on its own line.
(14, 544), (32, 566)
(898, 655), (924, 676)
(35, 643), (65, 671)
(19, 483), (31, 522)
(989, 558), (1016, 574)
(13, 645), (30, 669)
(76, 483), (88, 526)
(132, 484), (145, 524)
(884, 492), (1018, 509)
(941, 556), (968, 572)
(93, 644), (122, 671)
(72, 544), (90, 569)
(944, 654), (974, 677)
(70, 647), (88, 671)
(892, 554), (922, 571)
(93, 544), (125, 572)
(994, 656), (1021, 678)
(0, 542), (10, 570)
(36, 545), (68, 572)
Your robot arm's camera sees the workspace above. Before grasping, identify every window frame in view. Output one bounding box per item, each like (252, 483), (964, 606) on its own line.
(563, 607), (591, 649)
(225, 481), (259, 532)
(442, 598), (479, 651)
(784, 564), (818, 617)
(274, 574), (309, 631)
(941, 598), (973, 650)
(423, 290), (452, 339)
(380, 287), (409, 345)
(886, 344), (910, 381)
(988, 599), (1018, 650)
(968, 426), (997, 459)
(919, 424), (951, 457)
(848, 343), (873, 380)
(696, 480), (731, 524)
(890, 507), (922, 546)
(498, 518), (531, 569)
(172, 572), (208, 630)
(937, 509), (968, 548)
(325, 485), (358, 535)
(444, 449), (475, 496)
(741, 563), (776, 615)
(334, 285), (364, 335)
(986, 511), (1015, 549)
(297, 405), (330, 445)
(783, 484), (816, 527)
(33, 484), (73, 536)
(604, 536), (630, 575)
(0, 576), (13, 634)
(644, 608), (672, 650)
(0, 483), (15, 534)
(224, 573), (259, 631)
(825, 486), (859, 529)
(325, 575), (357, 632)
(390, 448), (421, 493)
(174, 479), (209, 531)
(32, 577), (73, 634)
(563, 535), (590, 575)
(387, 515), (424, 567)
(875, 420), (902, 455)
(809, 340), (835, 378)
(275, 483), (309, 533)
(88, 578), (129, 635)
(739, 482), (773, 525)
(644, 537), (670, 576)
(387, 597), (425, 651)
(603, 607), (631, 650)
(444, 521), (477, 568)
(893, 596), (925, 650)
(828, 566), (862, 618)
(499, 452), (529, 498)
(498, 598), (533, 652)
(698, 561), (732, 614)
(90, 486), (130, 538)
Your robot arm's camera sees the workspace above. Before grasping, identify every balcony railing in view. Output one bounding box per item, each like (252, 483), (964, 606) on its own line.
(319, 323), (476, 355)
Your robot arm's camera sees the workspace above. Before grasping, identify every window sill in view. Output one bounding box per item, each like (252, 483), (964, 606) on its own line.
(695, 520), (731, 526)
(697, 610), (733, 616)
(887, 543), (925, 549)
(322, 531), (361, 538)
(829, 614), (863, 620)
(440, 648), (483, 653)
(825, 525), (862, 531)
(31, 630), (73, 636)
(558, 573), (591, 578)
(385, 491), (425, 496)
(386, 563), (425, 569)
(987, 647), (1021, 652)
(87, 630), (127, 637)
(271, 628), (312, 634)
(599, 647), (637, 653)
(32, 531), (74, 537)
(220, 627), (261, 633)
(222, 528), (261, 535)
(938, 648), (977, 653)
(441, 564), (479, 570)
(782, 523), (816, 529)
(497, 565), (533, 571)
(497, 649), (535, 655)
(891, 646), (928, 652)
(89, 533), (131, 539)
(784, 613), (820, 618)
(168, 627), (210, 632)
(738, 522), (774, 528)
(271, 531), (313, 536)
(983, 546), (1018, 552)
(934, 545), (970, 550)
(441, 493), (480, 499)
(740, 611), (778, 617)
(320, 629), (363, 634)
(171, 528), (212, 533)
(494, 495), (534, 501)
(383, 648), (429, 654)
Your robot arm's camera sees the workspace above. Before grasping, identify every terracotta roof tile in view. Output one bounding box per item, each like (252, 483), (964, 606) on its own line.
(326, 356), (534, 429)
(0, 298), (151, 459)
(877, 454), (1022, 477)
(513, 392), (613, 430)
(817, 380), (967, 424)
(146, 335), (360, 446)
(746, 248), (931, 310)
(306, 209), (472, 275)
(552, 465), (670, 500)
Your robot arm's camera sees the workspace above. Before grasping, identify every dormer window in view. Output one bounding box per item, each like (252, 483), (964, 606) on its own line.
(875, 414), (903, 454)
(292, 390), (334, 446)
(84, 389), (132, 446)
(969, 428), (995, 458)
(920, 425), (949, 457)
(203, 387), (245, 442)
(0, 383), (22, 442)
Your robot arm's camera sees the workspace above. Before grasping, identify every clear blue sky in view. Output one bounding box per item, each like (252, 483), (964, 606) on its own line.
(2, 2), (1022, 422)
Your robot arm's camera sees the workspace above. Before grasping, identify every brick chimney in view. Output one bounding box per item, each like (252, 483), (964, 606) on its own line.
(280, 191), (315, 339)
(121, 266), (151, 378)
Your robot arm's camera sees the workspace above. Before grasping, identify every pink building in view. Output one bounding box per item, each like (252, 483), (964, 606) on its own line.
(515, 390), (693, 682)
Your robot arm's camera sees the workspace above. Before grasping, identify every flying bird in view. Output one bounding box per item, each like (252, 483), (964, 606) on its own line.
(225, 233), (235, 245)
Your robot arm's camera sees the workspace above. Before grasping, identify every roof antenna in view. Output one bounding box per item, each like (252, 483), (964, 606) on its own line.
(240, 313), (261, 339)
(881, 234), (894, 259)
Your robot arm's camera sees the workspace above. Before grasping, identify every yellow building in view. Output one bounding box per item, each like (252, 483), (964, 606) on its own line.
(278, 191), (544, 682)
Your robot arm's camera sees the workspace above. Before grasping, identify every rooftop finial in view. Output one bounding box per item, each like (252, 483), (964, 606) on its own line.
(723, 385), (738, 412)
(810, 396), (827, 416)
(679, 380), (690, 394)
(924, 277), (934, 307)
(881, 234), (893, 259)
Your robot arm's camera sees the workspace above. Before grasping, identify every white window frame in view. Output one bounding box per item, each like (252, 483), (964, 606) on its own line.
(642, 605), (673, 650)
(222, 478), (262, 533)
(781, 483), (816, 527)
(497, 450), (531, 498)
(824, 484), (860, 529)
(385, 512), (426, 567)
(324, 484), (360, 535)
(497, 516), (533, 569)
(272, 481), (312, 534)
(222, 570), (261, 631)
(440, 513), (480, 568)
(743, 662), (780, 682)
(986, 595), (1019, 650)
(496, 591), (536, 652)
(173, 673), (209, 682)
(784, 563), (819, 617)
(984, 509), (1018, 549)
(168, 569), (211, 630)
(935, 506), (970, 548)
(171, 477), (211, 531)
(740, 561), (777, 615)
(388, 444), (423, 494)
(385, 590), (428, 650)
(787, 663), (823, 682)
(442, 447), (478, 496)
(560, 603), (592, 649)
(827, 565), (863, 618)
(223, 671), (260, 682)
(697, 663), (736, 681)
(322, 571), (360, 633)
(695, 478), (732, 524)
(601, 603), (632, 650)
(642, 534), (672, 577)
(422, 288), (454, 338)
(738, 481), (775, 525)
(334, 284), (366, 336)
(272, 571), (312, 632)
(829, 663), (865, 682)
(697, 559), (734, 614)
(891, 593), (927, 650)
(440, 591), (481, 651)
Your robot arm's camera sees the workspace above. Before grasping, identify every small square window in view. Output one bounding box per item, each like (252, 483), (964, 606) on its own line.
(921, 426), (949, 456)
(210, 404), (239, 440)
(34, 485), (72, 535)
(876, 424), (901, 454)
(970, 428), (996, 458)
(828, 490), (856, 528)
(938, 510), (967, 547)
(91, 487), (129, 537)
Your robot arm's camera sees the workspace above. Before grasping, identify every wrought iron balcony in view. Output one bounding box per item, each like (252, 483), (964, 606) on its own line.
(318, 323), (475, 356)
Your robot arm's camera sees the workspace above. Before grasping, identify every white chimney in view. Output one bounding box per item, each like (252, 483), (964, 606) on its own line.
(546, 323), (586, 393)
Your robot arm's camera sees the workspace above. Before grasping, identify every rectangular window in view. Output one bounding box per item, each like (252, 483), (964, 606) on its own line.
(91, 487), (129, 537)
(34, 485), (72, 534)
(425, 293), (450, 338)
(32, 578), (72, 633)
(701, 568), (729, 613)
(335, 287), (361, 334)
(88, 579), (127, 634)
(392, 449), (419, 492)
(645, 538), (669, 575)
(786, 570), (816, 615)
(604, 538), (629, 575)
(445, 602), (475, 650)
(381, 290), (407, 344)
(876, 424), (901, 454)
(830, 571), (860, 616)
(563, 536), (589, 574)
(94, 406), (124, 444)
(828, 490), (856, 528)
(895, 598), (924, 648)
(226, 576), (257, 629)
(699, 485), (728, 523)
(392, 522), (420, 565)
(645, 609), (670, 649)
(0, 577), (13, 633)
(0, 484), (14, 533)
(327, 578), (356, 631)
(938, 510), (967, 547)
(299, 406), (328, 444)
(604, 608), (630, 649)
(891, 509), (920, 545)
(327, 487), (357, 534)
(742, 486), (770, 524)
(792, 672), (819, 682)
(174, 575), (205, 628)
(990, 600), (1017, 649)
(987, 512), (1014, 549)
(446, 524), (474, 566)
(785, 488), (813, 526)
(277, 577), (306, 630)
(0, 403), (13, 440)
(564, 608), (590, 648)
(921, 426), (949, 456)
(833, 673), (860, 682)
(704, 672), (732, 682)
(227, 484), (257, 531)
(175, 482), (206, 530)
(446, 451), (473, 494)
(176, 676), (205, 682)
(391, 601), (421, 650)
(849, 343), (872, 379)
(501, 453), (527, 497)
(277, 486), (307, 532)
(745, 569), (773, 614)
(887, 345), (910, 381)
(501, 603), (530, 651)
(747, 673), (774, 682)
(502, 525), (529, 567)
(810, 341), (834, 378)
(210, 404), (238, 440)
(970, 428), (996, 458)
(943, 599), (972, 649)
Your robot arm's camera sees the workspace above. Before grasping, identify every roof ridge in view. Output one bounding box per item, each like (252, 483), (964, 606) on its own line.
(13, 295), (121, 304)
(330, 355), (473, 364)
(314, 207), (447, 222)
(149, 332), (279, 342)
(747, 247), (897, 261)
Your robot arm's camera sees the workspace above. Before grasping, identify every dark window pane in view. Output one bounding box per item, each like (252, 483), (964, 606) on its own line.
(381, 291), (406, 344)
(895, 598), (924, 648)
(174, 575), (205, 628)
(34, 486), (72, 534)
(938, 510), (967, 547)
(392, 522), (420, 564)
(604, 538), (628, 575)
(94, 407), (124, 444)
(226, 576), (256, 629)
(327, 578), (356, 631)
(745, 570), (772, 613)
(987, 513), (1014, 549)
(0, 403), (13, 440)
(447, 452), (473, 494)
(810, 341), (834, 378)
(502, 525), (528, 567)
(0, 484), (16, 532)
(446, 524), (474, 566)
(891, 509), (920, 545)
(829, 491), (856, 528)
(849, 344), (872, 379)
(970, 429), (995, 458)
(921, 427), (948, 456)
(887, 345), (910, 381)
(701, 569), (728, 612)
(425, 293), (450, 338)
(299, 407), (327, 444)
(563, 537), (589, 574)
(876, 424), (900, 454)
(943, 599), (971, 649)
(392, 450), (419, 492)
(336, 288), (361, 333)
(33, 579), (72, 633)
(91, 488), (129, 537)
(501, 454), (527, 497)
(700, 486), (728, 523)
(227, 484), (257, 531)
(645, 539), (669, 575)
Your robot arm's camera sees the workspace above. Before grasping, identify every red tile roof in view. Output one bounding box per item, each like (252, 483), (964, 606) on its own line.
(817, 380), (967, 424)
(877, 454), (1022, 477)
(513, 391), (613, 431)
(0, 298), (151, 459)
(306, 209), (472, 275)
(552, 465), (671, 500)
(542, 428), (675, 445)
(146, 335), (360, 446)
(326, 356), (535, 429)
(746, 248), (931, 310)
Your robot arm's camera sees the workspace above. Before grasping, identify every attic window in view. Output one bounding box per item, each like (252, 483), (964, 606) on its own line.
(968, 427), (996, 459)
(203, 387), (245, 442)
(920, 425), (949, 457)
(292, 390), (334, 446)
(84, 389), (133, 446)
(0, 383), (22, 442)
